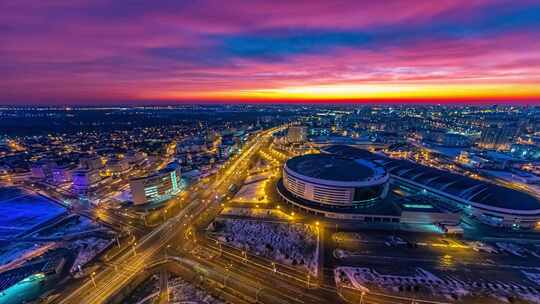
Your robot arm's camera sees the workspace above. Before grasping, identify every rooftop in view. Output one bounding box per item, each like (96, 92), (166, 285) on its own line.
(321, 144), (385, 161)
(325, 145), (540, 213)
(381, 158), (540, 212)
(285, 153), (378, 182)
(131, 162), (179, 181)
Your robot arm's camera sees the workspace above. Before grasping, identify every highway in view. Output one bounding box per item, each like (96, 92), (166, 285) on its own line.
(54, 126), (282, 304)
(51, 125), (450, 304)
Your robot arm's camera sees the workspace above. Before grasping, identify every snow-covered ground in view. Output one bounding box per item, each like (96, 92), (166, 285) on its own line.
(231, 180), (268, 204)
(209, 219), (318, 276)
(70, 237), (113, 272)
(244, 171), (271, 184)
(0, 242), (55, 271)
(32, 215), (101, 238)
(123, 274), (160, 304)
(0, 187), (25, 201)
(169, 276), (224, 304)
(492, 241), (540, 259)
(467, 241), (499, 254)
(0, 188), (66, 238)
(112, 188), (132, 203)
(220, 207), (292, 220)
(496, 242), (527, 257)
(0, 243), (36, 267)
(335, 266), (540, 303)
(333, 232), (363, 243)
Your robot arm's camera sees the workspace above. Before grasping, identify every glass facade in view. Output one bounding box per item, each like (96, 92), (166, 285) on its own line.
(353, 185), (384, 203)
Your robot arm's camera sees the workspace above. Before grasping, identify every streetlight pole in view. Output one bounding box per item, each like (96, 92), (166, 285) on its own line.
(132, 242), (137, 256)
(223, 264), (231, 288)
(166, 274), (170, 302)
(255, 281), (264, 303)
(90, 272), (96, 287)
(359, 291), (365, 304)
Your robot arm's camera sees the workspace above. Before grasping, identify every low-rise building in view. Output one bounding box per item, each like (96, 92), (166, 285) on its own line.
(129, 162), (182, 205)
(72, 168), (102, 193)
(107, 158), (131, 176)
(80, 155), (104, 170)
(52, 164), (74, 184)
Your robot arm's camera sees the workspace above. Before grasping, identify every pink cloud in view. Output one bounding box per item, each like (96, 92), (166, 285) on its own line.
(1, 0), (539, 103)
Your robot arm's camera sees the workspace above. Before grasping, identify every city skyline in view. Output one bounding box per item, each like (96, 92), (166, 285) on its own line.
(1, 105), (540, 304)
(2, 1), (540, 104)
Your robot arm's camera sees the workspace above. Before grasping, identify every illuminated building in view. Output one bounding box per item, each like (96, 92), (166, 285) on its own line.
(277, 153), (393, 220)
(52, 165), (73, 184)
(510, 144), (540, 160)
(125, 151), (147, 165)
(282, 154), (389, 206)
(31, 160), (56, 180)
(72, 168), (102, 193)
(80, 155), (104, 170)
(326, 145), (540, 229)
(421, 130), (471, 147)
(107, 158), (131, 176)
(277, 152), (460, 225)
(129, 162), (181, 205)
(287, 126), (307, 143)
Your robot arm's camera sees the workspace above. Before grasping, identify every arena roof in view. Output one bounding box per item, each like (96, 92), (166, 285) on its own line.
(285, 153), (379, 182)
(381, 159), (540, 212)
(321, 144), (384, 161)
(324, 145), (540, 213)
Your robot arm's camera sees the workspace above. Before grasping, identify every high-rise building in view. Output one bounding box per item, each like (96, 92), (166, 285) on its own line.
(129, 162), (182, 205)
(287, 126), (307, 143)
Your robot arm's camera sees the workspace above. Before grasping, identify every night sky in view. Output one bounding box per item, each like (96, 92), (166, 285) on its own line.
(1, 1), (540, 104)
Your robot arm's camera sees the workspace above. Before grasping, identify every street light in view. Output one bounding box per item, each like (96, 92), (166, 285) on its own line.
(90, 271), (96, 287)
(223, 263), (231, 288)
(359, 291), (365, 304)
(255, 284), (264, 303)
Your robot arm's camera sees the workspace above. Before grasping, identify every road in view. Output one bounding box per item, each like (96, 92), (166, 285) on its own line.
(44, 125), (461, 304)
(54, 126), (282, 304)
